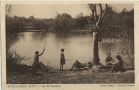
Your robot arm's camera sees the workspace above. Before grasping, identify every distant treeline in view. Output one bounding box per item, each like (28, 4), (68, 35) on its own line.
(6, 13), (89, 33)
(6, 5), (134, 37)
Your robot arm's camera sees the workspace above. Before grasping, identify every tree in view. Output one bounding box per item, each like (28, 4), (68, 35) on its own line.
(88, 4), (108, 65)
(53, 13), (74, 32)
(6, 5), (12, 16)
(118, 9), (134, 68)
(75, 15), (89, 29)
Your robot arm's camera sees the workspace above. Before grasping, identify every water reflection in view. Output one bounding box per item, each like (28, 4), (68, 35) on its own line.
(32, 32), (48, 41)
(7, 32), (120, 69)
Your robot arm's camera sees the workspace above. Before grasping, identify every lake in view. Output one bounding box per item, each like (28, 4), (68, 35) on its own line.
(8, 31), (121, 69)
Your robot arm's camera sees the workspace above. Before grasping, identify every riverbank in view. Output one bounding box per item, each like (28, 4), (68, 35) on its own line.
(7, 67), (134, 84)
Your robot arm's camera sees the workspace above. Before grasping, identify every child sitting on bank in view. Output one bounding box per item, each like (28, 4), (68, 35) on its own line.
(105, 52), (114, 66)
(110, 55), (126, 72)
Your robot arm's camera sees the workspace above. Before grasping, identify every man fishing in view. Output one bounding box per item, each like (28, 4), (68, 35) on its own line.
(60, 49), (65, 71)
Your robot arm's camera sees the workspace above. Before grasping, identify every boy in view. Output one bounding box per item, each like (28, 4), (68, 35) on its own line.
(111, 55), (125, 72)
(32, 49), (45, 73)
(105, 52), (114, 65)
(71, 60), (84, 70)
(60, 49), (65, 71)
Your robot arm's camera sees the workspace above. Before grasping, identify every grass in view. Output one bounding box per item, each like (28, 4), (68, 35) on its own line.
(7, 67), (134, 84)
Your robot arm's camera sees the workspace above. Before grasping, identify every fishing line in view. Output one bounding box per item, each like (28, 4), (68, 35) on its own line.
(41, 6), (56, 67)
(43, 6), (56, 50)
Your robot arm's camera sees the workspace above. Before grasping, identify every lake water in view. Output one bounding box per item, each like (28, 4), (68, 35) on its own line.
(8, 31), (121, 69)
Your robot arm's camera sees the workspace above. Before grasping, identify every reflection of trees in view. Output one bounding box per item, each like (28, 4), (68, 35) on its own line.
(6, 32), (24, 69)
(100, 41), (117, 54)
(101, 29), (121, 39)
(31, 32), (48, 41)
(6, 32), (21, 52)
(55, 32), (71, 39)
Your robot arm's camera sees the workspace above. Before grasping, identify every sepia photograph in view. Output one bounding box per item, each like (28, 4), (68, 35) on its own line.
(5, 3), (134, 84)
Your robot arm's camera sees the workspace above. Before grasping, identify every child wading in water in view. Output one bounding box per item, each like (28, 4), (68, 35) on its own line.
(60, 49), (65, 71)
(32, 49), (45, 73)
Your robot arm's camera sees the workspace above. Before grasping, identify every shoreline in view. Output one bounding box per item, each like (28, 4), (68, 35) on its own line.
(7, 66), (135, 84)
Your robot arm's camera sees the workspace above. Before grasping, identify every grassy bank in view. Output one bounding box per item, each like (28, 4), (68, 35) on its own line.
(7, 68), (134, 84)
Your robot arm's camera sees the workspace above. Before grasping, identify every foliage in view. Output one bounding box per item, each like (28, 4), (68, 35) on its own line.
(101, 6), (134, 39)
(6, 50), (27, 72)
(6, 5), (134, 37)
(53, 13), (74, 32)
(6, 13), (89, 33)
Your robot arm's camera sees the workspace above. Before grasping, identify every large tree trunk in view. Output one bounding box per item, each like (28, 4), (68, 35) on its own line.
(89, 4), (107, 66)
(92, 32), (100, 65)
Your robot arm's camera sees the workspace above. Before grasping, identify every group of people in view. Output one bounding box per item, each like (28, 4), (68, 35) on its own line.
(70, 52), (125, 72)
(32, 48), (125, 73)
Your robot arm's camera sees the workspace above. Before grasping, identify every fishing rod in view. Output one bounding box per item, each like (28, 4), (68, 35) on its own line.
(40, 7), (56, 68)
(43, 35), (47, 50)
(43, 6), (56, 50)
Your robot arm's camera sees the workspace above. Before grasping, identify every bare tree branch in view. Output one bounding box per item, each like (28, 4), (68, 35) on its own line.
(91, 4), (107, 32)
(93, 4), (98, 22)
(95, 4), (103, 31)
(89, 4), (107, 33)
(100, 4), (108, 20)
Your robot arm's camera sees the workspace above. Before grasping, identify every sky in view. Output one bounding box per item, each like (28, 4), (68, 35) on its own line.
(10, 4), (133, 19)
